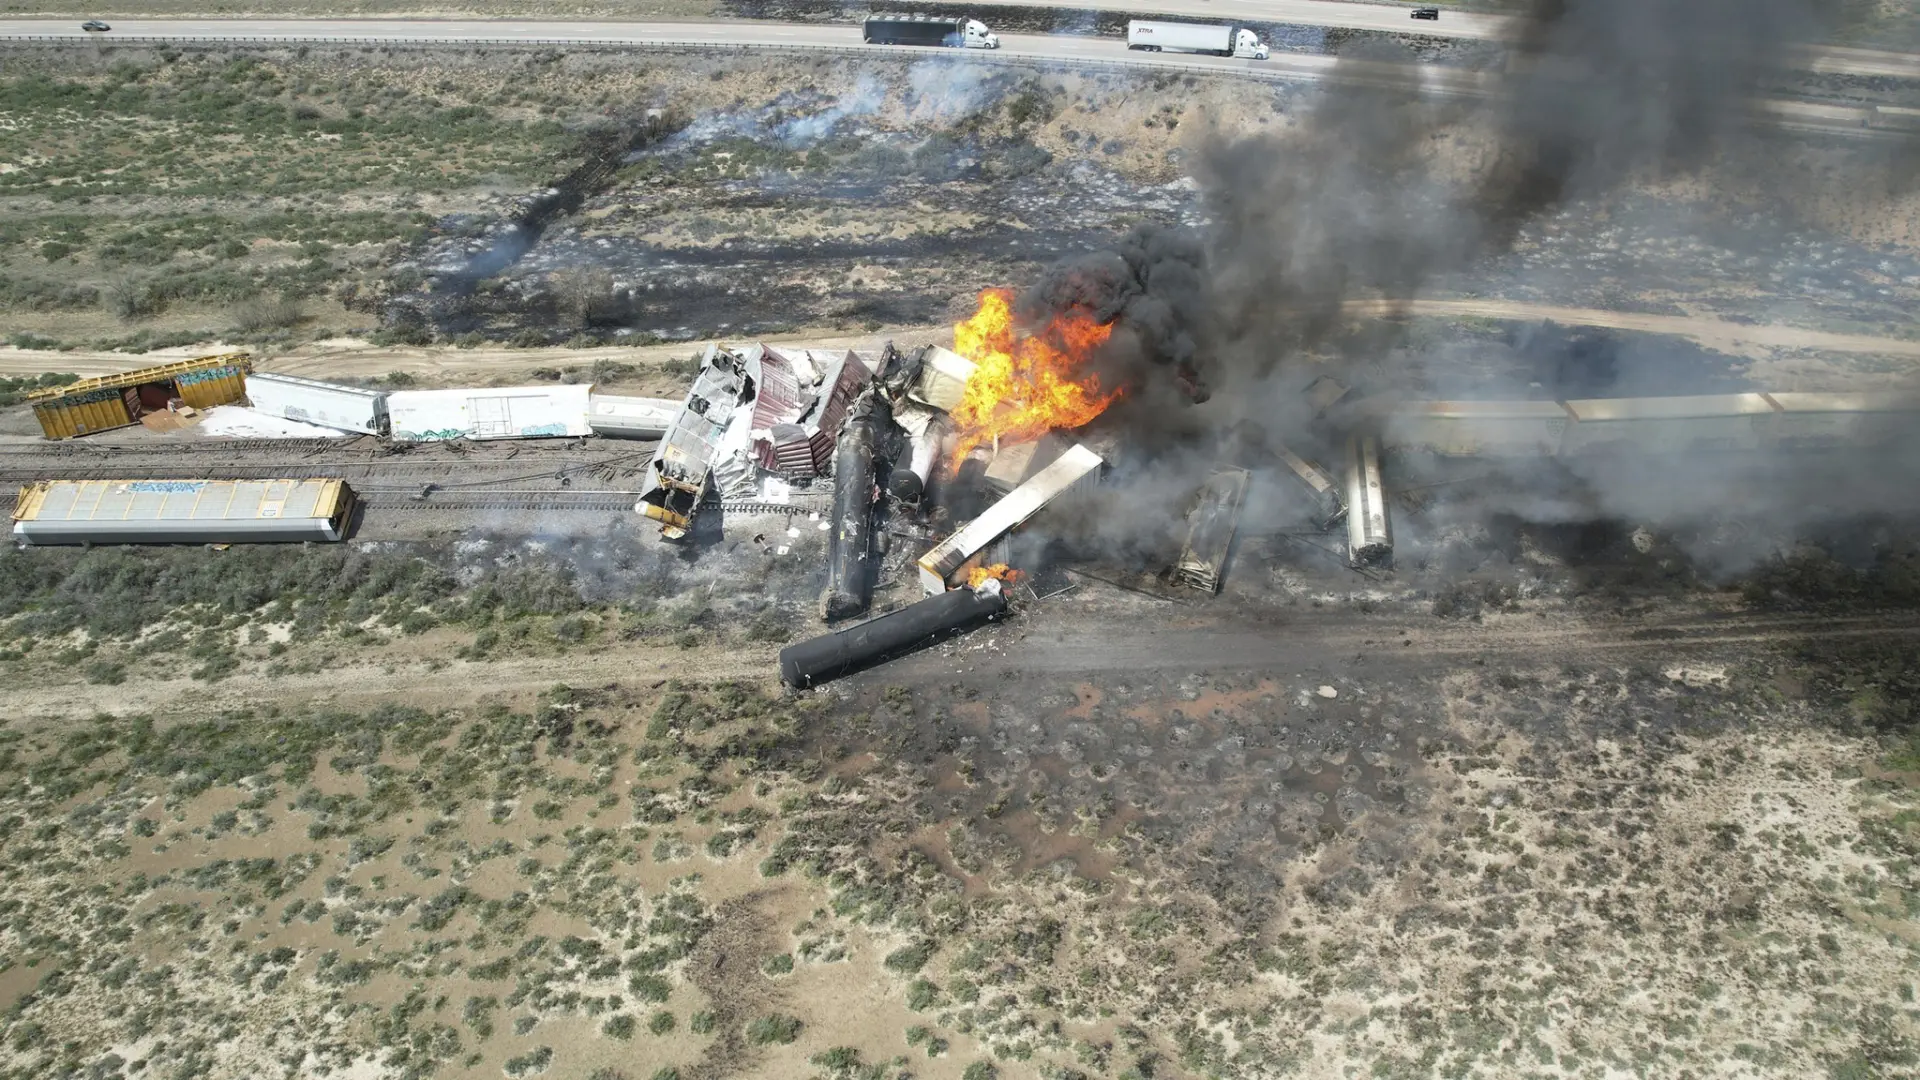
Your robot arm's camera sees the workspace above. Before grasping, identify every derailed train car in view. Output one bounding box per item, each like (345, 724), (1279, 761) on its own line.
(28, 354), (252, 440)
(1176, 467), (1250, 594)
(1378, 391), (1920, 459)
(636, 345), (753, 540)
(1344, 436), (1392, 568)
(12, 479), (357, 545)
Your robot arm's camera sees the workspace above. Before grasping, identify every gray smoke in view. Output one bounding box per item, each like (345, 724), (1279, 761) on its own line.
(1023, 0), (1900, 403)
(1012, 0), (1920, 571)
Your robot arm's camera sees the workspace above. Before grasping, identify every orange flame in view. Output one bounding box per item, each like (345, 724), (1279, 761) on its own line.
(949, 288), (1118, 468)
(966, 563), (1021, 589)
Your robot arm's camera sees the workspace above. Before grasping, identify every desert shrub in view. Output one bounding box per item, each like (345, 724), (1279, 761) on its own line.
(602, 1014), (636, 1039)
(414, 885), (470, 931)
(627, 973), (671, 1003)
(884, 941), (934, 975)
(590, 359), (636, 382)
(906, 978), (941, 1011)
(232, 294), (305, 334)
(745, 1014), (801, 1045)
(503, 1046), (553, 1077)
(371, 323), (432, 347)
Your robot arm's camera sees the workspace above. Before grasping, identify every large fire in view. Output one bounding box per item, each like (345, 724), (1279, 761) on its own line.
(966, 562), (1021, 589)
(949, 288), (1118, 467)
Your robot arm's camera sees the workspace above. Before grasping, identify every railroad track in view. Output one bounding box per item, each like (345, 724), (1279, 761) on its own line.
(359, 490), (639, 512)
(0, 451), (653, 485)
(0, 437), (368, 456)
(358, 491), (833, 515)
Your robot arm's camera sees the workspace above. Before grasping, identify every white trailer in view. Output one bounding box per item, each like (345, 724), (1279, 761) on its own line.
(1127, 20), (1269, 60)
(387, 385), (592, 442)
(244, 372), (387, 436)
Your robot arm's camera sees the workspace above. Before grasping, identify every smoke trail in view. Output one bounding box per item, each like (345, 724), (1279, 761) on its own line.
(1013, 0), (1920, 570)
(1021, 0), (1903, 407)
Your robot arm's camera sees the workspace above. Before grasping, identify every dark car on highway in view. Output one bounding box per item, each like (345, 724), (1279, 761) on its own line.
(80, 20), (110, 31)
(1411, 7), (1440, 18)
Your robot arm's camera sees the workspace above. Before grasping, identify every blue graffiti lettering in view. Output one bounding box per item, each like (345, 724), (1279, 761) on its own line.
(127, 481), (208, 493)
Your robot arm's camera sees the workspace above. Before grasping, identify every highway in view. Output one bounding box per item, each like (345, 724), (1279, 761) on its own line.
(1, 17), (1911, 139)
(4, 11), (1919, 79)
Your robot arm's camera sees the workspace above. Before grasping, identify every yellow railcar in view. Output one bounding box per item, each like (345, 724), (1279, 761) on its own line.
(27, 353), (252, 440)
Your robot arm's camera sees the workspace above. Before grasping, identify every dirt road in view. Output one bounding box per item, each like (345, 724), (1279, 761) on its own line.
(21, 596), (1911, 719)
(878, 599), (1920, 686)
(1350, 298), (1920, 358)
(3, 299), (1917, 385)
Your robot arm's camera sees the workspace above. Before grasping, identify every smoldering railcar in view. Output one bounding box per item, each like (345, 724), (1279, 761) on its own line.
(1343, 435), (1392, 568)
(1384, 400), (1573, 458)
(1558, 394), (1781, 456)
(1176, 467), (1250, 594)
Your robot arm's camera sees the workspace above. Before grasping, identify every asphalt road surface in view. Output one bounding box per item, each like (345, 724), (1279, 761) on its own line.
(3, 14), (1917, 80)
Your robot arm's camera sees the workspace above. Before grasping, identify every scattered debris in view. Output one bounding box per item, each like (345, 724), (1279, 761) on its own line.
(194, 406), (354, 441)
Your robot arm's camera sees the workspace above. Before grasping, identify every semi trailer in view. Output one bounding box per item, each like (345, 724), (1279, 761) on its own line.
(1126, 20), (1269, 60)
(864, 14), (1000, 49)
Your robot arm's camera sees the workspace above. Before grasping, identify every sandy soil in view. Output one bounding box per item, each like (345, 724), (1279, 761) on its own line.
(1349, 298), (1920, 360)
(6, 298), (1920, 388)
(0, 325), (953, 383)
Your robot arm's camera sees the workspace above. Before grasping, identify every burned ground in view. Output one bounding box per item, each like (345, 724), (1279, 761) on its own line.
(0, 533), (1914, 1078)
(8, 44), (1920, 356)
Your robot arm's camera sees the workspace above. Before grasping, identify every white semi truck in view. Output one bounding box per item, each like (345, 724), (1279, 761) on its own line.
(1126, 19), (1269, 60)
(863, 14), (1000, 49)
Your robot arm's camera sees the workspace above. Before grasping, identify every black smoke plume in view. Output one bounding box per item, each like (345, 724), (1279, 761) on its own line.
(1018, 0), (1904, 416)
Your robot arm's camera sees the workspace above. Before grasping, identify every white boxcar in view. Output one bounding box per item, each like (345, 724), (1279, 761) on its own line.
(1761, 391), (1920, 450)
(1560, 394), (1777, 456)
(1385, 400), (1572, 458)
(917, 443), (1105, 595)
(244, 372), (387, 435)
(587, 394), (680, 440)
(387, 385), (593, 442)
